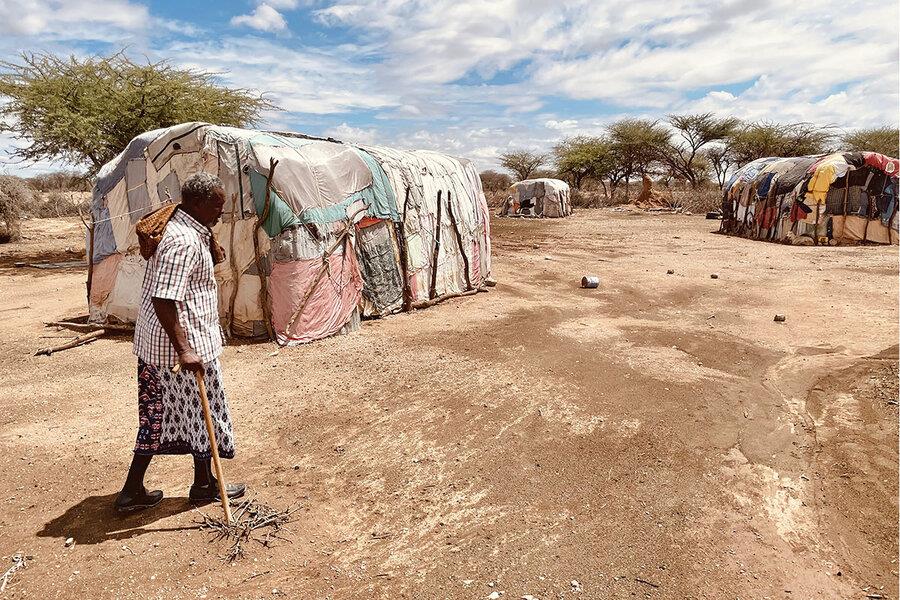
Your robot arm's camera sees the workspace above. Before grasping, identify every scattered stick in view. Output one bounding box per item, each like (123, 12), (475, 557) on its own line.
(45, 321), (133, 333)
(410, 286), (487, 310)
(635, 577), (660, 589)
(196, 499), (299, 562)
(0, 553), (28, 592)
(34, 330), (105, 356)
(240, 569), (272, 584)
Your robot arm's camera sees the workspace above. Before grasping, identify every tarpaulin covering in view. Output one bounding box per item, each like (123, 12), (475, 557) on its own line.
(268, 248), (363, 345)
(88, 123), (492, 344)
(249, 170), (300, 237)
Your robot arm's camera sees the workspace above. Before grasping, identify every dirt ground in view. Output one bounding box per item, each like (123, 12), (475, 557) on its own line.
(0, 210), (897, 600)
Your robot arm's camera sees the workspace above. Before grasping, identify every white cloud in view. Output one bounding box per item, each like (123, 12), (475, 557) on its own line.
(0, 0), (149, 36)
(2, 0), (898, 176)
(165, 38), (397, 114)
(231, 4), (288, 32)
(324, 123), (379, 145)
(262, 0), (299, 8)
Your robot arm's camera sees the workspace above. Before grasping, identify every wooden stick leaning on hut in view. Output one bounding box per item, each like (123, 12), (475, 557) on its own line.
(839, 175), (850, 244)
(429, 190), (443, 300)
(78, 205), (95, 306)
(394, 186), (413, 312)
(225, 191), (242, 337)
(252, 158), (279, 341)
(444, 191), (473, 291)
(283, 206), (367, 338)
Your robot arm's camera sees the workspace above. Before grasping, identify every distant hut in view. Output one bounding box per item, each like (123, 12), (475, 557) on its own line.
(720, 151), (898, 245)
(498, 178), (571, 218)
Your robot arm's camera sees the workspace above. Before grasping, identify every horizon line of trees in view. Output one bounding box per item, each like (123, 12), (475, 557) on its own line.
(491, 117), (899, 201)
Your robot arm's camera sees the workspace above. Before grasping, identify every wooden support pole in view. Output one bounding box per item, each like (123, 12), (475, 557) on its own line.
(79, 206), (95, 307)
(839, 175), (850, 243)
(252, 158), (278, 341)
(396, 186), (412, 312)
(226, 192), (241, 337)
(429, 190), (443, 300)
(444, 191), (472, 291)
(862, 195), (873, 243)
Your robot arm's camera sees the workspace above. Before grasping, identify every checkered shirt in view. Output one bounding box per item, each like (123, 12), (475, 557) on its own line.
(133, 208), (223, 367)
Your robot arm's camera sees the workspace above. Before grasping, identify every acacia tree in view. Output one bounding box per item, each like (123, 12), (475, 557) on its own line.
(0, 51), (276, 175)
(663, 113), (739, 188)
(843, 126), (899, 158)
(553, 136), (610, 190)
(607, 118), (671, 201)
(727, 121), (834, 165)
(499, 150), (547, 181)
(703, 145), (732, 189)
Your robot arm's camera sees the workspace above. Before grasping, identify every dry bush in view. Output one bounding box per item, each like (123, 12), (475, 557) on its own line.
(670, 187), (723, 214)
(479, 170), (512, 194)
(484, 189), (507, 208)
(27, 171), (90, 192)
(36, 190), (85, 217)
(571, 189), (610, 208)
(0, 175), (32, 242)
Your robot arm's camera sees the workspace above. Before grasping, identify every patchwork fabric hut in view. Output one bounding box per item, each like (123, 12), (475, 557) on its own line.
(720, 152), (898, 245)
(498, 178), (571, 218)
(88, 123), (492, 345)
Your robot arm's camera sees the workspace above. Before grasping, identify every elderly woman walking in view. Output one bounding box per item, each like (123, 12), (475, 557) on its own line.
(115, 172), (245, 512)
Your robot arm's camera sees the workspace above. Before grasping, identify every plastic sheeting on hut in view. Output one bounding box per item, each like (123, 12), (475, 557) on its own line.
(87, 123), (492, 345)
(498, 178), (571, 218)
(720, 151), (898, 245)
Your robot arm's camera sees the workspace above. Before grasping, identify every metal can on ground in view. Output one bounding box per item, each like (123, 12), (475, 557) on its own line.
(581, 276), (600, 288)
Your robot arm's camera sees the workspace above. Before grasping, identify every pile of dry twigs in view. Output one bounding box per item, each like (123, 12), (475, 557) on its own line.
(0, 553), (28, 592)
(196, 499), (299, 562)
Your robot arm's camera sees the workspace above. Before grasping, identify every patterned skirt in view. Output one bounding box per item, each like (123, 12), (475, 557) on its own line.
(135, 358), (235, 459)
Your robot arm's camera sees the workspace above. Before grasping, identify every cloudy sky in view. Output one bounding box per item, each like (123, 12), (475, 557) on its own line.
(1, 0), (897, 174)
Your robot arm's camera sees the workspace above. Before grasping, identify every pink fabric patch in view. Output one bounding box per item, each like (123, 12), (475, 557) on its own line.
(89, 253), (124, 308)
(268, 246), (363, 345)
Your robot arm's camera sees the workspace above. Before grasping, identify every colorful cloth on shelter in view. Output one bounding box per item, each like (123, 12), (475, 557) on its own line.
(863, 152), (899, 176)
(134, 358), (234, 459)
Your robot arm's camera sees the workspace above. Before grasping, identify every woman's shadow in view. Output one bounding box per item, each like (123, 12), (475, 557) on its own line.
(37, 494), (198, 544)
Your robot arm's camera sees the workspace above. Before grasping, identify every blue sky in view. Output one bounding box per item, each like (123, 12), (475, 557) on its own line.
(1, 0), (898, 175)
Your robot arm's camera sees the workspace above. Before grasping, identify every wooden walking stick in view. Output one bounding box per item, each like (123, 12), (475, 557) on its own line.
(174, 364), (233, 524)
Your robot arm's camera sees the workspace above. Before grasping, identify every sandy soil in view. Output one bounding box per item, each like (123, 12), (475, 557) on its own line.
(0, 210), (897, 600)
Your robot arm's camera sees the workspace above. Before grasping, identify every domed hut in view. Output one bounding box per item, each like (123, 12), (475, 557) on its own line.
(498, 178), (571, 218)
(87, 123), (493, 344)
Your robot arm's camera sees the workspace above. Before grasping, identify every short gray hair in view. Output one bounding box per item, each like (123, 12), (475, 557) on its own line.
(181, 172), (223, 204)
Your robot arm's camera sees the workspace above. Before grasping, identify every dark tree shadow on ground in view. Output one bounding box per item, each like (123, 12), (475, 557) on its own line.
(37, 493), (197, 544)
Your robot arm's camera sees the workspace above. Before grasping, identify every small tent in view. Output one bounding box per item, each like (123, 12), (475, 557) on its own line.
(88, 123), (492, 344)
(720, 151), (898, 245)
(498, 178), (571, 218)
